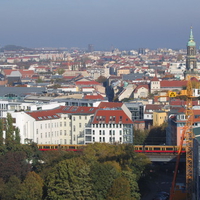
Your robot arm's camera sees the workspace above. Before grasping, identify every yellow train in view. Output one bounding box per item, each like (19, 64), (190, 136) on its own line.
(37, 144), (186, 154)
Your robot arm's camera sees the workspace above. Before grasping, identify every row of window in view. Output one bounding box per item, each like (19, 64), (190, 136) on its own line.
(37, 139), (68, 145)
(92, 130), (123, 135)
(39, 121), (68, 129)
(39, 130), (68, 138)
(93, 123), (123, 128)
(92, 137), (122, 143)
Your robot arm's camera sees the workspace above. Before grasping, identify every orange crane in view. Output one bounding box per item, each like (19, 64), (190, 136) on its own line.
(169, 76), (195, 200)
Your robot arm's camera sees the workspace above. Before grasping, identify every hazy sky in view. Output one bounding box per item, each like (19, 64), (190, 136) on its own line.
(0, 0), (200, 50)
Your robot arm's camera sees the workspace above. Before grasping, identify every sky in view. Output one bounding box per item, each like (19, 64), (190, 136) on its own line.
(0, 0), (200, 50)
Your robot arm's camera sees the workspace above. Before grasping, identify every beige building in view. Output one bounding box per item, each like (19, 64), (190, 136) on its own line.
(117, 68), (130, 76)
(153, 111), (167, 126)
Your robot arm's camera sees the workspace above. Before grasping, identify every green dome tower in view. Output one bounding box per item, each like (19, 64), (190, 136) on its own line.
(186, 27), (197, 72)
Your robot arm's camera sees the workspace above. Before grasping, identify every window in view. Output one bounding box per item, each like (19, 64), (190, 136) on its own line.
(41, 133), (42, 138)
(120, 130), (122, 135)
(40, 124), (42, 129)
(60, 122), (62, 127)
(120, 137), (122, 143)
(85, 116), (87, 120)
(79, 123), (81, 128)
(73, 117), (75, 121)
(60, 130), (62, 135)
(109, 137), (112, 142)
(109, 130), (112, 135)
(49, 132), (50, 137)
(103, 130), (105, 135)
(64, 139), (67, 144)
(93, 137), (95, 142)
(79, 116), (81, 120)
(99, 137), (102, 142)
(103, 137), (105, 142)
(113, 130), (115, 135)
(73, 126), (76, 131)
(36, 129), (38, 134)
(64, 130), (66, 135)
(93, 130), (95, 135)
(99, 130), (102, 135)
(64, 122), (66, 126)
(45, 132), (47, 138)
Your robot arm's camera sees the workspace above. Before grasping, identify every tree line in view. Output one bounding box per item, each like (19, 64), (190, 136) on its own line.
(0, 114), (151, 199)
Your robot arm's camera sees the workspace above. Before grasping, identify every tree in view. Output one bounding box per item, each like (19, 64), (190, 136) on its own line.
(134, 128), (149, 145)
(106, 176), (131, 200)
(15, 127), (21, 144)
(0, 119), (4, 148)
(1, 176), (21, 200)
(122, 171), (141, 200)
(45, 157), (94, 200)
(5, 113), (14, 146)
(56, 68), (65, 75)
(0, 151), (31, 182)
(96, 75), (107, 83)
(90, 162), (120, 200)
(16, 172), (43, 200)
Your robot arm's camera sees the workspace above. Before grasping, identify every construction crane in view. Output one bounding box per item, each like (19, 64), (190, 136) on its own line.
(169, 76), (195, 200)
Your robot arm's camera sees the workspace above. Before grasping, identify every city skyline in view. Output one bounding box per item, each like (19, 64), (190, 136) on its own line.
(0, 0), (200, 50)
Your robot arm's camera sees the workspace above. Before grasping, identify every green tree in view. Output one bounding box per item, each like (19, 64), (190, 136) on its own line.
(0, 119), (3, 145)
(106, 176), (131, 200)
(90, 162), (120, 200)
(5, 113), (14, 146)
(46, 157), (94, 200)
(56, 68), (65, 75)
(16, 172), (43, 200)
(134, 128), (149, 145)
(1, 176), (21, 200)
(122, 171), (141, 200)
(15, 127), (21, 144)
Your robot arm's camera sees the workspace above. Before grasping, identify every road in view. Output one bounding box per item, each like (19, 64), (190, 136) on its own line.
(140, 163), (186, 200)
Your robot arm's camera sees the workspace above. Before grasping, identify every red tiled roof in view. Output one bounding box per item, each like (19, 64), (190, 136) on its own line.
(92, 109), (133, 124)
(134, 84), (149, 93)
(160, 80), (187, 88)
(151, 76), (159, 81)
(98, 102), (123, 109)
(3, 69), (35, 76)
(26, 106), (98, 121)
(145, 104), (163, 112)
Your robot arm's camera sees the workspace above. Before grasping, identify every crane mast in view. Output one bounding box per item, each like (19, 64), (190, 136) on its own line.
(169, 76), (195, 200)
(185, 77), (194, 200)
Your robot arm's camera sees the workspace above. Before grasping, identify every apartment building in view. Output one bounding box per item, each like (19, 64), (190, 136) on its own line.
(10, 106), (97, 145)
(85, 109), (133, 144)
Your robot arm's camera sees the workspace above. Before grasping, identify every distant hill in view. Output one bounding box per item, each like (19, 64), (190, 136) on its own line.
(0, 45), (33, 52)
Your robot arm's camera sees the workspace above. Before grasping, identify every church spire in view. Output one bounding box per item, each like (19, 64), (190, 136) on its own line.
(188, 26), (196, 46)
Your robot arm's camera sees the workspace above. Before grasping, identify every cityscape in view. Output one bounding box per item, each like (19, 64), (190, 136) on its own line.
(1, 0), (200, 199)
(0, 27), (199, 200)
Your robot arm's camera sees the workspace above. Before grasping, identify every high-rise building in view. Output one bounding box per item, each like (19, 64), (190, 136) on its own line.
(88, 44), (94, 52)
(186, 27), (197, 72)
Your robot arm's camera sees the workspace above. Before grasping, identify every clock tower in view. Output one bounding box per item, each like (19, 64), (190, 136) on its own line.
(186, 27), (197, 72)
